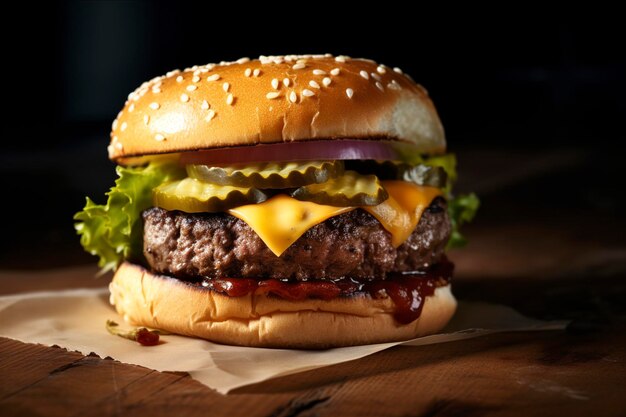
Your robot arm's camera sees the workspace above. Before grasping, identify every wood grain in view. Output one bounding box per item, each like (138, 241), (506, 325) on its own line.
(1, 328), (624, 417)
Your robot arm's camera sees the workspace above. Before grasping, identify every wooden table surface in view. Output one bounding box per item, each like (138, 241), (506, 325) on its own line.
(1, 147), (625, 416)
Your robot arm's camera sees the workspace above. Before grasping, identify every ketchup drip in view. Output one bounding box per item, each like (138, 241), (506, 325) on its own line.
(199, 260), (453, 324)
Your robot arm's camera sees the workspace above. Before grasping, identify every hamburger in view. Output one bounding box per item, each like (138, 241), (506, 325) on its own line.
(75, 54), (478, 348)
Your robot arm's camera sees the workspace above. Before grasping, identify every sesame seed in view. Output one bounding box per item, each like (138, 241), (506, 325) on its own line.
(330, 68), (341, 76)
(128, 103), (135, 112)
(393, 67), (403, 74)
(376, 81), (384, 91)
(180, 93), (190, 102)
(112, 119), (118, 130)
(187, 85), (198, 91)
(144, 115), (150, 125)
(359, 70), (369, 80)
(289, 91), (297, 103)
(387, 80), (401, 90)
(120, 122), (127, 131)
(205, 110), (216, 122)
(283, 78), (291, 87)
(192, 75), (200, 83)
(237, 57), (250, 64)
(223, 82), (230, 92)
(149, 102), (160, 110)
(296, 58), (307, 64)
(266, 91), (280, 99)
(377, 65), (386, 74)
(253, 69), (261, 77)
(115, 142), (123, 150)
(206, 74), (220, 82)
(322, 77), (332, 87)
(371, 72), (382, 81)
(271, 78), (279, 89)
(226, 93), (234, 105)
(155, 134), (166, 141)
(302, 89), (315, 97)
(345, 88), (354, 99)
(201, 100), (210, 110)
(308, 80), (320, 89)
(244, 68), (252, 77)
(335, 56), (346, 63)
(292, 63), (306, 70)
(152, 87), (161, 93)
(313, 69), (326, 75)
(176, 75), (184, 83)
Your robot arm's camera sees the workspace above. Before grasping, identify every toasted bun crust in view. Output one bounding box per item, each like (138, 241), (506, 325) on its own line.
(108, 55), (445, 163)
(109, 262), (457, 349)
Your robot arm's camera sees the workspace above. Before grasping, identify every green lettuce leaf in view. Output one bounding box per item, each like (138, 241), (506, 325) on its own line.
(447, 192), (480, 249)
(74, 161), (184, 273)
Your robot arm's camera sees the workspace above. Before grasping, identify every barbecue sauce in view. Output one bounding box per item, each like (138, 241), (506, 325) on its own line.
(198, 260), (453, 324)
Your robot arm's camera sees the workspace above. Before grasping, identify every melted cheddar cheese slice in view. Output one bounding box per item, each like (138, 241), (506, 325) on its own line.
(364, 181), (443, 247)
(228, 182), (442, 256)
(228, 195), (354, 256)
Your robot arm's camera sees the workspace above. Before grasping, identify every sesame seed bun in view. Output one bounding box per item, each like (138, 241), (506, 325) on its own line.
(108, 54), (445, 163)
(109, 262), (457, 349)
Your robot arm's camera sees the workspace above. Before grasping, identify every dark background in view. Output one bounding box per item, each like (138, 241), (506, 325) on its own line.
(1, 3), (625, 268)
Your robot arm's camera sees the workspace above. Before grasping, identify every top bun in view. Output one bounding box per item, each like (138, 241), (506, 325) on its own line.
(108, 54), (445, 163)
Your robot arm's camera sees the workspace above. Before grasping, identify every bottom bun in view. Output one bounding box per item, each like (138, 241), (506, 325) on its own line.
(109, 262), (457, 349)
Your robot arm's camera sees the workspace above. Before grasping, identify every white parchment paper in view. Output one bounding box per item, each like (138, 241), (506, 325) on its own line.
(0, 288), (567, 393)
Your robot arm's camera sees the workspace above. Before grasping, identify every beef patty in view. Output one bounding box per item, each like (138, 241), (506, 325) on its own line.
(142, 197), (451, 281)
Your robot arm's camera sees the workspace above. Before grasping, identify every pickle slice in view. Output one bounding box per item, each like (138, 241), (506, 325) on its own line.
(186, 160), (344, 189)
(292, 171), (388, 207)
(344, 160), (447, 188)
(399, 164), (447, 188)
(153, 178), (268, 213)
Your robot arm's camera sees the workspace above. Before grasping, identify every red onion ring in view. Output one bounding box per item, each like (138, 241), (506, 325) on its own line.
(180, 140), (400, 165)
